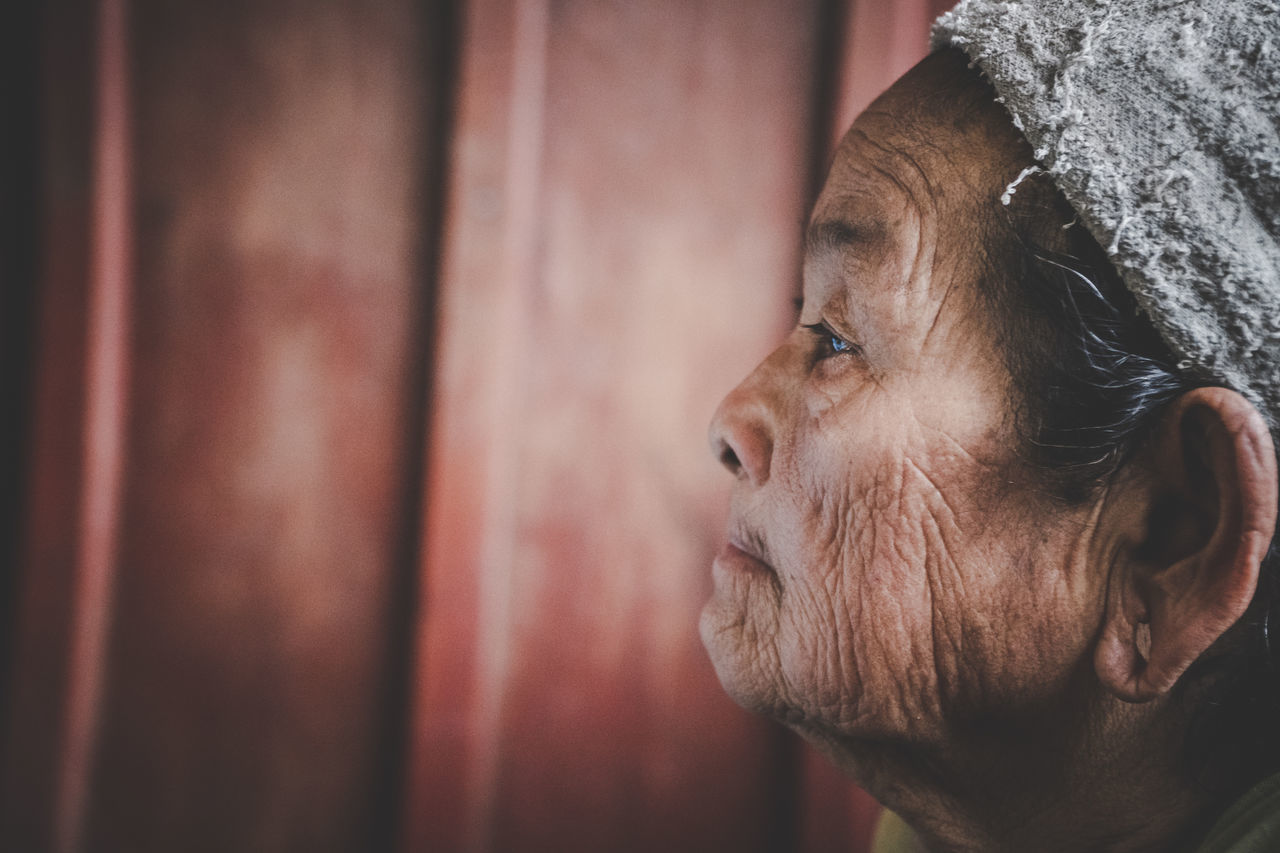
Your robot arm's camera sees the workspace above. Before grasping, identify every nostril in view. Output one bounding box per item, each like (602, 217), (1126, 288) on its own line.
(719, 443), (742, 476)
(709, 383), (773, 484)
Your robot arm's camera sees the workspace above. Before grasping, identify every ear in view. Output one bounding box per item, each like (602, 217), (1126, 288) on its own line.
(1095, 387), (1277, 703)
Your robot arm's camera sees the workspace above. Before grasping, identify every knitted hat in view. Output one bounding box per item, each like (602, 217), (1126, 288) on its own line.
(932, 0), (1280, 429)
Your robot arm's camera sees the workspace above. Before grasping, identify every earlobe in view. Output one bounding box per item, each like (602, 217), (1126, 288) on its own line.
(1095, 571), (1158, 702)
(1094, 388), (1277, 703)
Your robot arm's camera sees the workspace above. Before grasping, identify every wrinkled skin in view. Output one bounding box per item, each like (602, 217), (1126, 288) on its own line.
(699, 51), (1209, 852)
(702, 51), (1104, 753)
(703, 46), (1280, 853)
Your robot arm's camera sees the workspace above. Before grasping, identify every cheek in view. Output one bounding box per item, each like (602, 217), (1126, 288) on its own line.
(702, 382), (1099, 741)
(769, 428), (958, 736)
(771, 412), (1096, 739)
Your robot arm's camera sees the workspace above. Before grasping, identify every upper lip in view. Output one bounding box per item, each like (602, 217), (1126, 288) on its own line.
(727, 521), (773, 569)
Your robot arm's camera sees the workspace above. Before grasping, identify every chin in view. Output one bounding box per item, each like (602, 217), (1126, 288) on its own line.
(698, 600), (780, 717)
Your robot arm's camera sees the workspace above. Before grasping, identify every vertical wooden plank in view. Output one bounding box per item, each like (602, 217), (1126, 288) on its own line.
(492, 1), (816, 848)
(73, 1), (443, 849)
(403, 0), (823, 849)
(0, 0), (43, 725)
(56, 1), (134, 849)
(0, 1), (102, 849)
(402, 2), (551, 848)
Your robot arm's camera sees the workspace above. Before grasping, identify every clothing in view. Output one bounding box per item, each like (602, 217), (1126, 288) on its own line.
(932, 0), (1280, 429)
(1195, 772), (1280, 853)
(868, 773), (1280, 852)
(869, 809), (924, 853)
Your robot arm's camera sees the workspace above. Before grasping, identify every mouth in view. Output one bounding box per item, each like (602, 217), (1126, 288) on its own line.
(713, 525), (778, 580)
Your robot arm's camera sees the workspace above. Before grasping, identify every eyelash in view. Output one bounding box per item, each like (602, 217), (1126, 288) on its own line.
(802, 322), (859, 359)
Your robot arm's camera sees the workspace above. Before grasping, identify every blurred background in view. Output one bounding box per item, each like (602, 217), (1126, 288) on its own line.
(1, 0), (953, 850)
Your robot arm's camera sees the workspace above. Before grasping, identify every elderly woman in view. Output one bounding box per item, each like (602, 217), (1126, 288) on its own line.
(701, 0), (1280, 850)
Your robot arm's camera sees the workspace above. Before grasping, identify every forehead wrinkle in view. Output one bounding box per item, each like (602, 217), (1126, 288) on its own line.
(847, 126), (940, 206)
(808, 118), (954, 346)
(833, 133), (940, 296)
(805, 189), (931, 328)
(856, 129), (946, 314)
(801, 249), (858, 326)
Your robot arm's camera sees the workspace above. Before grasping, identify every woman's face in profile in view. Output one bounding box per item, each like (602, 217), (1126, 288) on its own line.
(701, 55), (1109, 757)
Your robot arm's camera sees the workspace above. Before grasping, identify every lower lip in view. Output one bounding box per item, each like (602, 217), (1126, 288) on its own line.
(713, 541), (776, 579)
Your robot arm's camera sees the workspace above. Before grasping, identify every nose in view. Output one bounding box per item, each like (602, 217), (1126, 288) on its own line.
(708, 362), (777, 486)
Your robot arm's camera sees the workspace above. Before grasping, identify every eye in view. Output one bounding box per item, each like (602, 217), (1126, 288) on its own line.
(802, 322), (859, 359)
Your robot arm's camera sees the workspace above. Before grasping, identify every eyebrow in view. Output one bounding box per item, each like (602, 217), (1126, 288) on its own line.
(804, 219), (881, 258)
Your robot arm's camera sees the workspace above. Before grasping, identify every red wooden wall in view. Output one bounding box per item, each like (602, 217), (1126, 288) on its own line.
(2, 1), (951, 850)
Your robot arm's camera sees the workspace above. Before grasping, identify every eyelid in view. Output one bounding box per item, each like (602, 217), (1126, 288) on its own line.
(801, 321), (860, 356)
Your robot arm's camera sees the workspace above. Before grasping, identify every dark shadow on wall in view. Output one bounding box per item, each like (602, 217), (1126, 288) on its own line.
(0, 0), (44, 765)
(373, 0), (462, 849)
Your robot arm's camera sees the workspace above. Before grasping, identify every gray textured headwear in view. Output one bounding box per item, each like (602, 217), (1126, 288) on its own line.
(932, 0), (1280, 429)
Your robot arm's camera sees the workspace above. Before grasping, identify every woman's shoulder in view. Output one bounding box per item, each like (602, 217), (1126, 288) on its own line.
(870, 809), (927, 853)
(1194, 772), (1280, 853)
(870, 775), (1280, 853)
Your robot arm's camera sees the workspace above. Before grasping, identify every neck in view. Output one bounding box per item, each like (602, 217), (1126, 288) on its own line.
(800, 678), (1220, 852)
